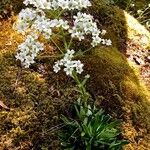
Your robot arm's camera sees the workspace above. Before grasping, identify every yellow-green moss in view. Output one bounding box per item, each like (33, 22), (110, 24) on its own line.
(90, 0), (128, 50)
(83, 46), (150, 149)
(0, 49), (77, 149)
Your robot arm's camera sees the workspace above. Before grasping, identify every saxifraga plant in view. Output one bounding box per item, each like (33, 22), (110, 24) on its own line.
(59, 100), (128, 150)
(15, 0), (128, 149)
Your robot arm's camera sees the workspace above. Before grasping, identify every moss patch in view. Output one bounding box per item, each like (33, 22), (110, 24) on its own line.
(0, 20), (78, 150)
(83, 47), (150, 150)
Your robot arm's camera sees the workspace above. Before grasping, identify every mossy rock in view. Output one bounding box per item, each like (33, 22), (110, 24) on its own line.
(82, 47), (150, 149)
(0, 1), (150, 150)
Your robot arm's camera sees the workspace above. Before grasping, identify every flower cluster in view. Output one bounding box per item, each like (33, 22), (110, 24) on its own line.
(15, 8), (69, 38)
(69, 12), (112, 47)
(24, 0), (91, 10)
(15, 8), (37, 34)
(15, 0), (112, 69)
(16, 33), (44, 68)
(53, 49), (84, 76)
(32, 16), (69, 39)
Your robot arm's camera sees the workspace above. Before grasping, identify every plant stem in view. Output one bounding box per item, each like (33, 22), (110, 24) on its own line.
(67, 37), (73, 49)
(50, 37), (64, 54)
(82, 47), (93, 55)
(141, 18), (150, 24)
(61, 28), (68, 50)
(72, 71), (89, 106)
(137, 7), (150, 20)
(57, 9), (64, 19)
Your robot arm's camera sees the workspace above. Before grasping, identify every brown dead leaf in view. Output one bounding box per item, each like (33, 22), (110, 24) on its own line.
(0, 100), (9, 110)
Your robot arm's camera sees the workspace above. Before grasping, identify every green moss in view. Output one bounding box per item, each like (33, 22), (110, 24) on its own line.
(83, 47), (133, 94)
(82, 46), (150, 149)
(90, 0), (128, 50)
(0, 50), (77, 149)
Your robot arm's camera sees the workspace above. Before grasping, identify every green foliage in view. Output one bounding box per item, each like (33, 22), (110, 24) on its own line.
(107, 0), (134, 8)
(59, 101), (128, 150)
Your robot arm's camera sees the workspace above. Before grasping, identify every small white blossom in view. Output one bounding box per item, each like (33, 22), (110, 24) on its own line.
(85, 74), (90, 79)
(24, 0), (52, 9)
(101, 39), (106, 45)
(91, 36), (102, 47)
(19, 8), (36, 21)
(105, 39), (112, 46)
(131, 3), (135, 7)
(14, 21), (29, 34)
(32, 16), (52, 39)
(101, 29), (107, 35)
(57, 19), (69, 30)
(63, 49), (75, 60)
(75, 60), (84, 74)
(53, 62), (61, 73)
(64, 63), (74, 75)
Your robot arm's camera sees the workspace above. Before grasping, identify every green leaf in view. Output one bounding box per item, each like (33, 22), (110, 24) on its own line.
(58, 103), (128, 149)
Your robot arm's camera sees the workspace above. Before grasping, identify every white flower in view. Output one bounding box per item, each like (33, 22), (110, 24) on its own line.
(53, 49), (84, 76)
(105, 39), (112, 46)
(85, 74), (90, 79)
(91, 36), (102, 47)
(53, 62), (61, 73)
(16, 33), (44, 68)
(137, 10), (143, 14)
(64, 49), (75, 60)
(14, 21), (29, 34)
(24, 55), (35, 68)
(75, 60), (84, 74)
(101, 29), (107, 35)
(131, 3), (135, 7)
(18, 8), (37, 21)
(101, 39), (106, 45)
(49, 19), (59, 28)
(24, 0), (52, 9)
(32, 16), (52, 39)
(58, 20), (69, 30)
(64, 66), (74, 76)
